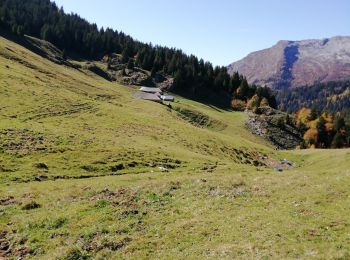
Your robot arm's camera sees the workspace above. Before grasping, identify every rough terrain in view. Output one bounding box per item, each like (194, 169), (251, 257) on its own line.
(245, 107), (303, 149)
(1, 35), (350, 259)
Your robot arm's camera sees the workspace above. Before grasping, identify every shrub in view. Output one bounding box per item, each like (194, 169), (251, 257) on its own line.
(34, 163), (48, 170)
(247, 94), (260, 110)
(231, 99), (246, 111)
(110, 163), (125, 172)
(260, 97), (270, 107)
(22, 201), (41, 210)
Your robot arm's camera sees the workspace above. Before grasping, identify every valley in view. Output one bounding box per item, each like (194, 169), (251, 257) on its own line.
(1, 33), (350, 259)
(1, 0), (350, 258)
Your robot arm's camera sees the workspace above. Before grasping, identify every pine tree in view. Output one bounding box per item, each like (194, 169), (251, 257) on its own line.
(62, 49), (67, 60)
(334, 116), (345, 132)
(151, 66), (157, 77)
(331, 132), (344, 148)
(316, 116), (327, 148)
(308, 106), (319, 121)
(121, 46), (131, 63)
(16, 25), (24, 36)
(238, 78), (249, 100)
(127, 58), (134, 69)
(230, 72), (241, 92)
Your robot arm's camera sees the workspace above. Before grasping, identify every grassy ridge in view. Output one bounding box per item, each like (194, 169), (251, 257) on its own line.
(1, 35), (350, 259)
(0, 35), (274, 184)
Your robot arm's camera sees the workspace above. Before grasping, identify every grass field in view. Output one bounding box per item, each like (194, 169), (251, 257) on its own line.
(1, 35), (350, 259)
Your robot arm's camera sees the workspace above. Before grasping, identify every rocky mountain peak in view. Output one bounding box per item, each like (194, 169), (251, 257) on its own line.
(228, 36), (350, 88)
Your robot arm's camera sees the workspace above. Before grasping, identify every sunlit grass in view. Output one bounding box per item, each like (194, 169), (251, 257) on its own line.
(1, 35), (350, 259)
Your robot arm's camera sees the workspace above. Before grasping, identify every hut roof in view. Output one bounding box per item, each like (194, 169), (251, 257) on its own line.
(134, 92), (162, 102)
(161, 95), (174, 101)
(139, 87), (162, 93)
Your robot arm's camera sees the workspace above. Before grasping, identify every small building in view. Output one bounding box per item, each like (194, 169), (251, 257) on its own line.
(135, 86), (174, 103)
(139, 86), (162, 94)
(161, 95), (174, 102)
(133, 92), (162, 103)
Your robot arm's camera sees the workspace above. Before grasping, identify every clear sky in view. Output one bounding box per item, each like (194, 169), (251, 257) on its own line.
(53, 0), (350, 66)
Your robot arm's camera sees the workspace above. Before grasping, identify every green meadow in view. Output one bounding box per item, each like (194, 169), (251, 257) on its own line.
(1, 35), (350, 259)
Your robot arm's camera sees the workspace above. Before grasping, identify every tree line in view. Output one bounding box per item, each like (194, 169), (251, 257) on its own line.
(0, 0), (276, 108)
(276, 81), (350, 115)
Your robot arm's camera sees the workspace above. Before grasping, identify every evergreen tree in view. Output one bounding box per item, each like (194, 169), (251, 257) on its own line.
(230, 72), (241, 92)
(334, 116), (345, 132)
(127, 58), (134, 69)
(331, 132), (344, 148)
(62, 49), (67, 60)
(121, 48), (129, 64)
(316, 116), (327, 148)
(238, 78), (249, 100)
(16, 25), (24, 36)
(308, 106), (319, 121)
(151, 66), (157, 77)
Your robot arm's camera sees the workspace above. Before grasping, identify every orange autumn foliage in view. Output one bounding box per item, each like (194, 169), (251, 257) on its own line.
(294, 107), (348, 149)
(309, 144), (316, 149)
(231, 99), (246, 111)
(303, 128), (318, 146)
(322, 112), (334, 124)
(325, 122), (333, 132)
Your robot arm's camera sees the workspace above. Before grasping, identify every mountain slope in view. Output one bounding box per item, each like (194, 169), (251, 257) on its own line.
(0, 34), (274, 183)
(228, 36), (350, 89)
(276, 80), (350, 113)
(2, 35), (350, 259)
(0, 0), (243, 107)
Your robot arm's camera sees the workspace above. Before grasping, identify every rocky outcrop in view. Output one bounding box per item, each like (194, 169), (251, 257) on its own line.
(246, 107), (303, 149)
(158, 77), (174, 91)
(228, 36), (350, 89)
(101, 54), (175, 89)
(121, 70), (154, 86)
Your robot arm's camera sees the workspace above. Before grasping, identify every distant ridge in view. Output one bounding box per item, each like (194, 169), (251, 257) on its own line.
(227, 36), (350, 89)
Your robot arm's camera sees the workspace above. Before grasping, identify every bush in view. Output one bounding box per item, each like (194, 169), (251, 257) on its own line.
(231, 99), (246, 111)
(246, 95), (260, 110)
(34, 163), (48, 170)
(260, 97), (270, 107)
(22, 201), (41, 210)
(110, 163), (125, 172)
(276, 116), (285, 129)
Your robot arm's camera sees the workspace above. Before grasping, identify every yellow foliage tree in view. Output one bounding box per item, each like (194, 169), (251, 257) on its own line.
(321, 111), (334, 132)
(260, 97), (270, 107)
(231, 99), (246, 111)
(303, 128), (318, 147)
(247, 94), (260, 110)
(295, 107), (311, 127)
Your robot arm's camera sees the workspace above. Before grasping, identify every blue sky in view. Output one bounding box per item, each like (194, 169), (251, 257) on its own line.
(53, 0), (350, 66)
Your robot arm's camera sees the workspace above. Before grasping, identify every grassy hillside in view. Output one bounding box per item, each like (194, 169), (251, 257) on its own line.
(1, 35), (350, 259)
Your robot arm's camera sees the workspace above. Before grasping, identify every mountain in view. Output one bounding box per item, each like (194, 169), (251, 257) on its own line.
(228, 36), (350, 89)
